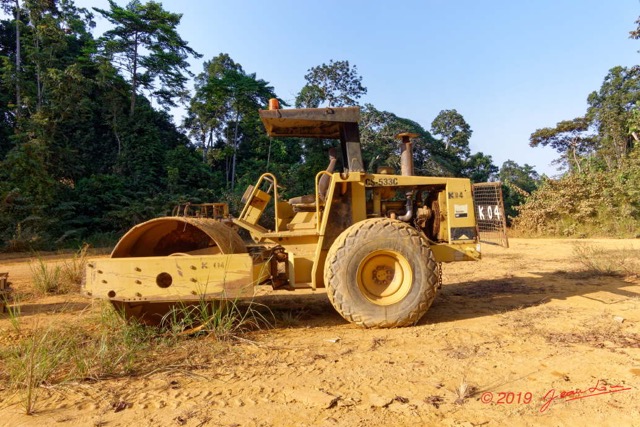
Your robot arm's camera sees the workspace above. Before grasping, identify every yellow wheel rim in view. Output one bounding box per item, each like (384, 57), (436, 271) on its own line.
(356, 250), (412, 305)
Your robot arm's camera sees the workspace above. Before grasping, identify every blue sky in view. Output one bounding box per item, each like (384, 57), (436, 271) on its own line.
(77, 0), (640, 176)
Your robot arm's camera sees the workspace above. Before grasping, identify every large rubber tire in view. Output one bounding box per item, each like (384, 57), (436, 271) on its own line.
(324, 218), (438, 328)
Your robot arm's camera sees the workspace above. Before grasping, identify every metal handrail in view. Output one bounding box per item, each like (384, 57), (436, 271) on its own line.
(238, 173), (281, 232)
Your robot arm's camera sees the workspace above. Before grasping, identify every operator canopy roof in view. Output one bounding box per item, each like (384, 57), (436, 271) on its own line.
(259, 107), (360, 140)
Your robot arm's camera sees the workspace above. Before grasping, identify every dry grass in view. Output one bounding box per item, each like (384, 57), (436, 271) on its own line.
(453, 378), (477, 405)
(273, 309), (304, 328)
(8, 326), (68, 414)
(2, 303), (157, 413)
(29, 245), (89, 295)
(3, 245), (276, 415)
(498, 305), (563, 331)
(0, 297), (271, 415)
(370, 337), (386, 350)
(29, 258), (61, 295)
(4, 292), (22, 333)
(572, 242), (640, 277)
(59, 244), (89, 292)
(544, 311), (640, 349)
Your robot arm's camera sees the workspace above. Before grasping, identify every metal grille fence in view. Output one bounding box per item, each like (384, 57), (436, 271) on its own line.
(472, 182), (509, 248)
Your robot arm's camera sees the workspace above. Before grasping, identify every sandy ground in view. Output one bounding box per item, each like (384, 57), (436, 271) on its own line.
(1, 238), (640, 426)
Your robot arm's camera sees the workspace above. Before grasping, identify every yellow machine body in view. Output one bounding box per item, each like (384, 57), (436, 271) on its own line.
(83, 105), (506, 327)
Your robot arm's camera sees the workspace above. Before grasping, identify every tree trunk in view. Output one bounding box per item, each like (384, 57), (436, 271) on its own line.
(130, 32), (138, 116)
(204, 129), (213, 163)
(113, 106), (121, 155)
(570, 138), (581, 174)
(225, 156), (230, 189)
(15, 0), (21, 120)
(35, 33), (42, 110)
(571, 147), (581, 174)
(230, 106), (240, 191)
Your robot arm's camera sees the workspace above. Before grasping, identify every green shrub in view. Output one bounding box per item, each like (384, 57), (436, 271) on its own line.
(513, 157), (640, 237)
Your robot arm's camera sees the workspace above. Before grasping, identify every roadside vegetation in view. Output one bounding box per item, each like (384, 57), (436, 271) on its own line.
(572, 242), (640, 277)
(0, 294), (272, 415)
(514, 155), (640, 237)
(29, 244), (88, 295)
(0, 240), (275, 415)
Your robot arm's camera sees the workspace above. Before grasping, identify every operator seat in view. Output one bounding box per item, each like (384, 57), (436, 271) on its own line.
(288, 147), (337, 212)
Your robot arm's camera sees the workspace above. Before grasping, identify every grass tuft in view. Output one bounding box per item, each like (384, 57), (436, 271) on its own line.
(59, 244), (89, 293)
(274, 309), (304, 328)
(29, 244), (89, 295)
(161, 298), (273, 340)
(29, 257), (61, 295)
(2, 303), (159, 414)
(4, 292), (22, 333)
(453, 377), (477, 405)
(5, 326), (68, 414)
(572, 243), (640, 277)
(0, 294), (272, 414)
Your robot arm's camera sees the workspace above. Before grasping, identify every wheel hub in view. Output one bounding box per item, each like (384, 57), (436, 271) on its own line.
(357, 250), (412, 306)
(372, 265), (394, 286)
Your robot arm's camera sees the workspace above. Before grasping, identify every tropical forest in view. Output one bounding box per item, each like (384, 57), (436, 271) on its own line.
(1, 0), (639, 252)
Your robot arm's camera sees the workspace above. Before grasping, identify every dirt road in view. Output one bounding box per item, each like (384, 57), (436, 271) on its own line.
(1, 238), (639, 426)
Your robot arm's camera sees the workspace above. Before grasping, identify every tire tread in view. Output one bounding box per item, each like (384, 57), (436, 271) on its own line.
(324, 218), (437, 328)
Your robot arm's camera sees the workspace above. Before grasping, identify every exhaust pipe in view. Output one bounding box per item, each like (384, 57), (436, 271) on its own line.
(397, 195), (413, 222)
(396, 132), (418, 176)
(394, 133), (419, 222)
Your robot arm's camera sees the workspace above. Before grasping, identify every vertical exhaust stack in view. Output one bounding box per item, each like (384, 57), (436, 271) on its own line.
(396, 132), (418, 176)
(395, 133), (419, 222)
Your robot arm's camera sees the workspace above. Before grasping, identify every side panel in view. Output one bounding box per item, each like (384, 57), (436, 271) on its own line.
(85, 254), (260, 302)
(444, 180), (478, 243)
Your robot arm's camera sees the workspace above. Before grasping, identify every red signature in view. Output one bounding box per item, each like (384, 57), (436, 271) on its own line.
(540, 380), (632, 413)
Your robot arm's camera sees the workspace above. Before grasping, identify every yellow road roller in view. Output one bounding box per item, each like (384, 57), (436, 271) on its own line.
(84, 101), (508, 328)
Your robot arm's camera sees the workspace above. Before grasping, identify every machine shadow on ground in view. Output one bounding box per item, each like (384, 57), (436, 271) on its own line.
(246, 269), (638, 330)
(425, 269), (638, 325)
(9, 301), (92, 318)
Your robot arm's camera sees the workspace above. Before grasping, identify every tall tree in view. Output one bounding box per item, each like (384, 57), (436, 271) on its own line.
(296, 59), (367, 107)
(529, 116), (596, 173)
(430, 109), (472, 159)
(185, 54), (243, 163)
(1, 0), (20, 119)
(94, 0), (201, 115)
(0, 0), (219, 249)
(186, 54), (277, 190)
(290, 60), (367, 197)
(586, 66), (640, 168)
(499, 160), (540, 192)
(359, 104), (450, 176)
(531, 66), (640, 172)
(461, 152), (498, 183)
(4, 0), (95, 113)
(498, 160), (540, 220)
